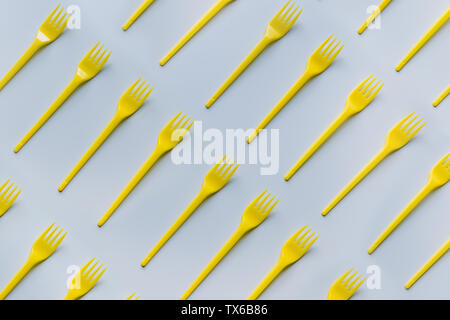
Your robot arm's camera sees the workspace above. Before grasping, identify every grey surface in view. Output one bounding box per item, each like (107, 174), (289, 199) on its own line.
(0, 0), (449, 300)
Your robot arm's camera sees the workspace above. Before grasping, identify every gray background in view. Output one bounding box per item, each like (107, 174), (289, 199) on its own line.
(0, 0), (448, 300)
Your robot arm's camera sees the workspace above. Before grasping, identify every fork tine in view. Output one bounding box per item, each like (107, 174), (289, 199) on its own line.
(275, 1), (291, 18)
(364, 79), (381, 97)
(132, 80), (145, 96)
(343, 270), (357, 286)
(98, 51), (112, 69)
(4, 186), (18, 202)
(317, 35), (333, 53)
(58, 12), (72, 30)
(263, 198), (279, 215)
(256, 192), (272, 209)
(52, 231), (67, 248)
(252, 190), (267, 206)
(327, 41), (344, 60)
(440, 153), (450, 166)
(295, 228), (311, 244)
(86, 42), (100, 58)
(139, 85), (153, 102)
(361, 77), (376, 94)
(44, 225), (58, 242)
(224, 163), (239, 180)
(172, 114), (186, 129)
(338, 268), (354, 282)
(126, 78), (141, 95)
(136, 84), (150, 100)
(348, 274), (362, 289)
(92, 267), (107, 283)
(299, 231), (315, 247)
(0, 182), (12, 199)
(88, 264), (103, 281)
(44, 4), (61, 23)
(49, 5), (64, 24)
(285, 5), (300, 23)
(357, 75), (374, 91)
(303, 234), (319, 250)
(81, 258), (96, 273)
(85, 260), (99, 276)
(54, 11), (68, 27)
(289, 225), (307, 241)
(48, 229), (63, 246)
(280, 2), (295, 20)
(401, 114), (419, 131)
(211, 155), (227, 172)
(166, 112), (183, 128)
(220, 161), (236, 177)
(351, 277), (366, 293)
(405, 117), (423, 134)
(396, 112), (415, 128)
(94, 49), (107, 65)
(287, 9), (302, 28)
(367, 82), (384, 99)
(324, 40), (340, 59)
(216, 157), (231, 174)
(0, 179), (10, 193)
(408, 121), (426, 137)
(321, 37), (336, 55)
(39, 223), (55, 240)
(91, 44), (104, 61)
(7, 188), (21, 205)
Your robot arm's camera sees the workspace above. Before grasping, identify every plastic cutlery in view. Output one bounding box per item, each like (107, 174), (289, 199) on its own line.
(181, 190), (278, 300)
(405, 239), (449, 289)
(433, 85), (449, 107)
(126, 293), (140, 300)
(0, 223), (66, 300)
(247, 35), (344, 143)
(248, 225), (318, 300)
(14, 42), (111, 152)
(0, 179), (22, 217)
(0, 5), (70, 91)
(141, 156), (239, 267)
(358, 0), (393, 35)
(369, 153), (450, 254)
(65, 258), (106, 300)
(205, 0), (302, 108)
(160, 0), (237, 66)
(123, 0), (156, 31)
(98, 112), (193, 226)
(328, 268), (366, 300)
(58, 78), (153, 191)
(395, 7), (450, 71)
(285, 75), (383, 180)
(322, 112), (426, 216)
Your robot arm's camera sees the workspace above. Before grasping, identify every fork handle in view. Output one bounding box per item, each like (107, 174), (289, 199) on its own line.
(0, 259), (35, 300)
(141, 190), (209, 267)
(247, 72), (313, 143)
(358, 0), (392, 35)
(0, 39), (43, 91)
(395, 8), (450, 71)
(248, 262), (284, 300)
(322, 147), (390, 216)
(405, 239), (449, 289)
(160, 0), (232, 66)
(206, 36), (273, 108)
(181, 226), (247, 300)
(433, 85), (450, 107)
(368, 183), (435, 254)
(285, 112), (349, 180)
(14, 76), (83, 153)
(58, 115), (122, 192)
(98, 146), (166, 227)
(122, 0), (156, 31)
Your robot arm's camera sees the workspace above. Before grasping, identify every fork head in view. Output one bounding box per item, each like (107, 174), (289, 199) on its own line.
(75, 42), (111, 82)
(305, 35), (344, 76)
(30, 223), (66, 263)
(328, 268), (366, 300)
(66, 258), (106, 299)
(201, 156), (239, 195)
(157, 112), (194, 152)
(0, 180), (21, 217)
(241, 190), (278, 231)
(126, 293), (139, 300)
(36, 4), (71, 44)
(117, 78), (153, 118)
(279, 225), (319, 266)
(265, 1), (302, 41)
(385, 112), (426, 152)
(429, 153), (450, 187)
(345, 75), (384, 115)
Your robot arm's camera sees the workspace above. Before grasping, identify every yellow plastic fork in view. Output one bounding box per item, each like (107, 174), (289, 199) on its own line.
(328, 268), (366, 300)
(358, 0), (393, 35)
(285, 75), (383, 181)
(248, 225), (318, 300)
(0, 180), (22, 217)
(247, 35), (344, 143)
(369, 153), (450, 254)
(160, 0), (237, 66)
(181, 190), (278, 300)
(322, 112), (426, 216)
(0, 223), (66, 300)
(433, 85), (449, 107)
(205, 1), (302, 108)
(405, 239), (449, 289)
(0, 5), (71, 91)
(126, 293), (140, 300)
(395, 7), (450, 72)
(123, 0), (156, 31)
(98, 112), (193, 226)
(58, 79), (153, 191)
(141, 157), (239, 267)
(14, 42), (111, 153)
(65, 258), (106, 300)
